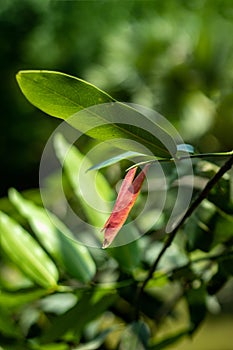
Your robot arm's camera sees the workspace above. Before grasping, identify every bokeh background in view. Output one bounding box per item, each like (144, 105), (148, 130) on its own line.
(1, 1), (233, 348)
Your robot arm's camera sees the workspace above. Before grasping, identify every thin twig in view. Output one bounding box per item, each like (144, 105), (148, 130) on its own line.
(135, 154), (233, 318)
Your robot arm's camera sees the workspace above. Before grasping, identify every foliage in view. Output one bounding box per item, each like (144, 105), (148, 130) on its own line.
(1, 0), (233, 196)
(0, 70), (232, 350)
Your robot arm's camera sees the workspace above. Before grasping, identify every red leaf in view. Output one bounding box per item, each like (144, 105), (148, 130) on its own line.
(102, 164), (150, 248)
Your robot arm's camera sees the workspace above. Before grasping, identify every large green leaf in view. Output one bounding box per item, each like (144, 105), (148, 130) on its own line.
(0, 211), (58, 289)
(9, 188), (96, 283)
(16, 70), (176, 158)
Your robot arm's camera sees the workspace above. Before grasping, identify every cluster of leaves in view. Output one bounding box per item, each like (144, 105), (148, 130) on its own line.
(0, 71), (233, 350)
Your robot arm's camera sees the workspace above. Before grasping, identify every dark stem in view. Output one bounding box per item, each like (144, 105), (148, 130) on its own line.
(135, 154), (233, 318)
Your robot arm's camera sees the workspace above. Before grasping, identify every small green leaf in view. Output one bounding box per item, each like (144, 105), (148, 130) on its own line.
(0, 211), (58, 289)
(16, 70), (176, 158)
(9, 188), (96, 283)
(88, 151), (150, 171)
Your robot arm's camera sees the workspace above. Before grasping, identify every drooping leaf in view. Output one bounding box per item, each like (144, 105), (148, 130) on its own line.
(16, 70), (176, 158)
(0, 211), (58, 289)
(102, 164), (150, 248)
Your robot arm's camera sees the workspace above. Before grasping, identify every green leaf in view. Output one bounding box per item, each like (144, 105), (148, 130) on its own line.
(16, 70), (114, 120)
(0, 289), (48, 309)
(39, 293), (78, 315)
(9, 188), (96, 283)
(88, 151), (149, 171)
(16, 70), (176, 158)
(54, 133), (112, 229)
(0, 211), (58, 289)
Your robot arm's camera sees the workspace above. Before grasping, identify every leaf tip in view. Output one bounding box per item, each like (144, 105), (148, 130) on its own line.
(102, 238), (110, 249)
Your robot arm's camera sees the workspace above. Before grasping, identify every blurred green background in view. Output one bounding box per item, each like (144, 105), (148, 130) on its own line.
(1, 0), (233, 197)
(1, 0), (233, 349)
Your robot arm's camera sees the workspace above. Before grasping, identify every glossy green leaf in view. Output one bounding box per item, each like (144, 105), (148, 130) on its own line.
(16, 70), (114, 119)
(0, 211), (58, 289)
(9, 188), (96, 283)
(16, 70), (176, 158)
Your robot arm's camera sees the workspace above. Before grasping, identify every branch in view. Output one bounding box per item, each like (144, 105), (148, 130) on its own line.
(136, 154), (233, 315)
